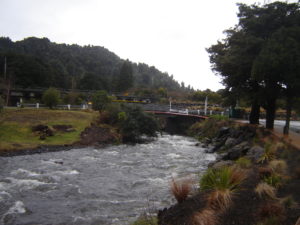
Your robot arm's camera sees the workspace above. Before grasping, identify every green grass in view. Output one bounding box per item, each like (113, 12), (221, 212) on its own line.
(236, 157), (252, 169)
(131, 216), (158, 225)
(200, 167), (245, 191)
(0, 108), (97, 151)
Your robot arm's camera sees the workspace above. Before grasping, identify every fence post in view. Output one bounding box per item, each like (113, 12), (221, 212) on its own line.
(221, 112), (224, 116)
(36, 103), (39, 109)
(67, 104), (71, 110)
(197, 110), (199, 115)
(210, 110), (212, 115)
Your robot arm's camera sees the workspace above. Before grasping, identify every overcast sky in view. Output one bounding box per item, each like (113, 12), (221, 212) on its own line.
(0, 0), (294, 91)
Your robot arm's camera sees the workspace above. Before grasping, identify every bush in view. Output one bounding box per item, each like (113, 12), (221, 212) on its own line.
(119, 105), (159, 142)
(92, 90), (111, 111)
(42, 88), (60, 109)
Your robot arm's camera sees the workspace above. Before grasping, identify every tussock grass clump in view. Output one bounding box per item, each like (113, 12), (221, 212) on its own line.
(200, 167), (246, 213)
(170, 177), (193, 203)
(236, 157), (252, 169)
(263, 174), (282, 188)
(255, 182), (277, 199)
(258, 143), (276, 164)
(207, 189), (232, 211)
(200, 167), (246, 192)
(279, 195), (298, 209)
(191, 209), (218, 225)
(269, 160), (287, 174)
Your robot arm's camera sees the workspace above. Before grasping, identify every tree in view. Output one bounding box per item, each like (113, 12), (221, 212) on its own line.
(252, 26), (300, 133)
(42, 88), (60, 109)
(119, 105), (159, 142)
(115, 60), (133, 92)
(91, 90), (111, 111)
(208, 1), (300, 129)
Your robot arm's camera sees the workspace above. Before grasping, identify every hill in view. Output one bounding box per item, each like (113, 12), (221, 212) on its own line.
(0, 37), (187, 93)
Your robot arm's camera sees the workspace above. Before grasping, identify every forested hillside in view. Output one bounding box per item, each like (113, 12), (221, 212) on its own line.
(0, 37), (185, 93)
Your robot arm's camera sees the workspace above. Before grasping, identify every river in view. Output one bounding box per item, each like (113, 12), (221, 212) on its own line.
(0, 134), (215, 225)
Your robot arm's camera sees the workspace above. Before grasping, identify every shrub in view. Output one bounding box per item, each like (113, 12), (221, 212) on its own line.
(236, 157), (252, 169)
(119, 105), (159, 142)
(42, 88), (60, 109)
(191, 209), (218, 225)
(132, 215), (158, 225)
(91, 90), (111, 111)
(170, 177), (193, 203)
(200, 167), (246, 192)
(255, 182), (277, 199)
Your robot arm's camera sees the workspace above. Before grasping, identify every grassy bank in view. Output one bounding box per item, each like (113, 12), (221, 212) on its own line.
(0, 108), (97, 152)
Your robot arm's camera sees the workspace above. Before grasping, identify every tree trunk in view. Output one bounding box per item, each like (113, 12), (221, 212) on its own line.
(283, 97), (292, 135)
(249, 98), (260, 124)
(265, 97), (276, 129)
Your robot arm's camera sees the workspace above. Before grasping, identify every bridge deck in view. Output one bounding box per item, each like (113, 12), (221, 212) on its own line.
(145, 110), (208, 119)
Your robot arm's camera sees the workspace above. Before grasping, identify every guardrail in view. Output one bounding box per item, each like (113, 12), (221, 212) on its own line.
(7, 102), (230, 116)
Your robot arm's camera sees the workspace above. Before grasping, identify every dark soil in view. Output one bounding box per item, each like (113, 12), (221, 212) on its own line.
(78, 124), (120, 146)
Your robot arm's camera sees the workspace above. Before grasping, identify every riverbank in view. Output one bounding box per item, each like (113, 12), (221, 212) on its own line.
(157, 118), (300, 225)
(0, 108), (98, 155)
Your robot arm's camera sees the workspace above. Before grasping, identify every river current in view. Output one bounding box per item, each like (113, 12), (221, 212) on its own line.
(0, 134), (215, 225)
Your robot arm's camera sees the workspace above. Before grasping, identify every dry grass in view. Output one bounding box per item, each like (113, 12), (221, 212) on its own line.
(258, 167), (273, 179)
(170, 177), (193, 203)
(255, 182), (277, 199)
(269, 160), (287, 174)
(207, 189), (233, 211)
(191, 209), (218, 225)
(257, 201), (285, 223)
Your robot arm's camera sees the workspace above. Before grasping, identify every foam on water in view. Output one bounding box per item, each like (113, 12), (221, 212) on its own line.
(7, 201), (26, 214)
(11, 168), (40, 177)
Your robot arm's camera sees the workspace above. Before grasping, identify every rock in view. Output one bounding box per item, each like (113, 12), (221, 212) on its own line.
(53, 125), (75, 132)
(223, 141), (251, 160)
(211, 160), (234, 169)
(246, 145), (265, 162)
(225, 137), (237, 147)
(39, 134), (46, 140)
(217, 127), (230, 138)
(32, 124), (49, 132)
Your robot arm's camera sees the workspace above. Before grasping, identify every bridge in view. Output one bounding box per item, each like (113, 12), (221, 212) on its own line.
(145, 110), (208, 120)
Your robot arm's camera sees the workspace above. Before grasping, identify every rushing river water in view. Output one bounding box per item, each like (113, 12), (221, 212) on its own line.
(0, 134), (215, 225)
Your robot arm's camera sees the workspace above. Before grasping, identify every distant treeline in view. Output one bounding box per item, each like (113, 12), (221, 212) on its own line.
(0, 37), (189, 93)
